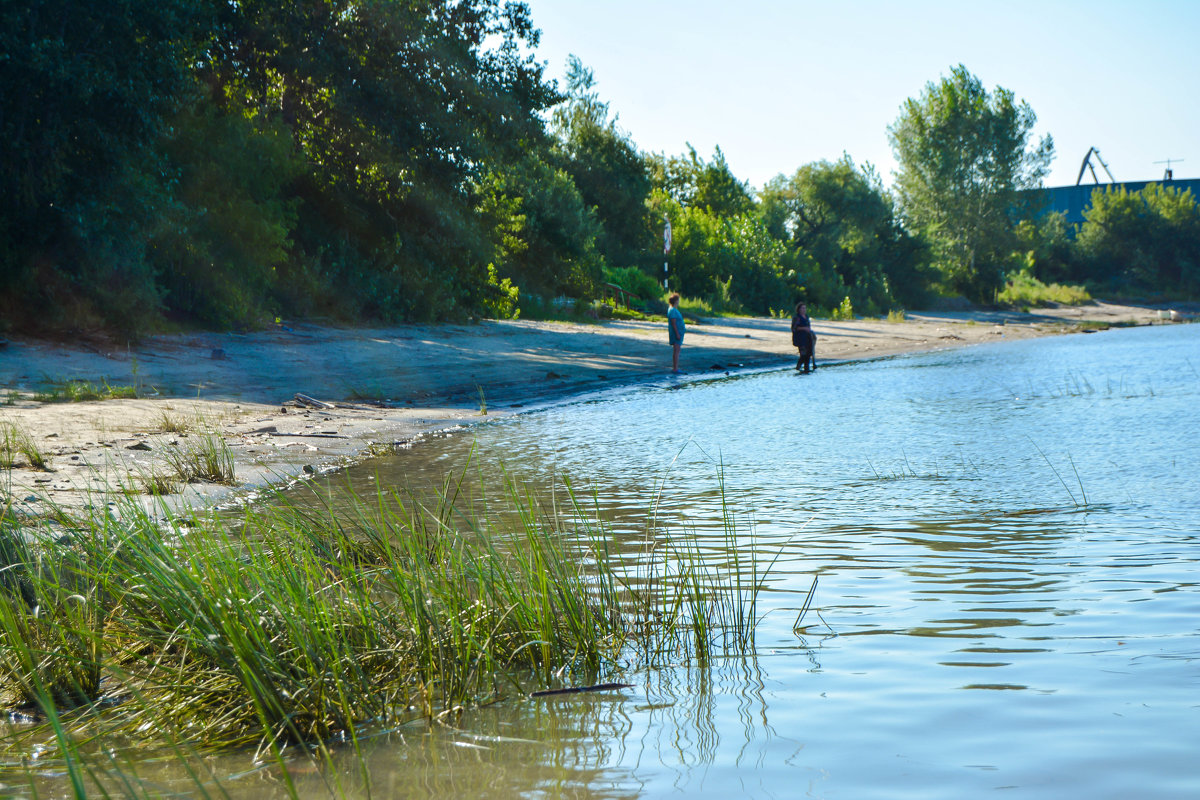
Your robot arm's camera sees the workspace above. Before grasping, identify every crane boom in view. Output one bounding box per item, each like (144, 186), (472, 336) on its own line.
(1076, 147), (1115, 185)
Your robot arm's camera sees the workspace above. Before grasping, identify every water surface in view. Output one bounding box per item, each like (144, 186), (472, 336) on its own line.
(278, 323), (1200, 798)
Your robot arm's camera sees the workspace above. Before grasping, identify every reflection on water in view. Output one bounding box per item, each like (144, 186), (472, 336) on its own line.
(117, 324), (1200, 798)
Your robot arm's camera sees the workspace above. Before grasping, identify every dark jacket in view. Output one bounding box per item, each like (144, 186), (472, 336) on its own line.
(791, 314), (812, 348)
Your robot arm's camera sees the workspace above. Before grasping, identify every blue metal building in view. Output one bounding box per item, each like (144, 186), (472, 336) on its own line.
(1033, 178), (1200, 227)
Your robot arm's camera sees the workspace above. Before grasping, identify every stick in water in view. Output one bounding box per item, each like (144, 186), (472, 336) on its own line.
(529, 683), (635, 698)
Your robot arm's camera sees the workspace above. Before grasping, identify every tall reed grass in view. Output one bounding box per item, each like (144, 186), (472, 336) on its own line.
(0, 464), (790, 795)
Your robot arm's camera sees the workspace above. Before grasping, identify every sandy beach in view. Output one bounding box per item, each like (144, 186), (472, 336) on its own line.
(0, 301), (1181, 519)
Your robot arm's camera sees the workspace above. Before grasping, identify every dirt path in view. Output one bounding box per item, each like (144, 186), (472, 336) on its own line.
(0, 302), (1181, 519)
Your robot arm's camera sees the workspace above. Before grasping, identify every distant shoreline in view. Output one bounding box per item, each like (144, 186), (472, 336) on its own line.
(0, 302), (1187, 521)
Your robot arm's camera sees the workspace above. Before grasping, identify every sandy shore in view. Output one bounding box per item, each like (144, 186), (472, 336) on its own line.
(0, 302), (1182, 519)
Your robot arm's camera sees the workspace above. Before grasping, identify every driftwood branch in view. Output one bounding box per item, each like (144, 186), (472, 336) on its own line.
(293, 393), (335, 409)
(529, 682), (635, 698)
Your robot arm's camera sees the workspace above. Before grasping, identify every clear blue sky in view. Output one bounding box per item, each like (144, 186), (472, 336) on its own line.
(523, 0), (1198, 192)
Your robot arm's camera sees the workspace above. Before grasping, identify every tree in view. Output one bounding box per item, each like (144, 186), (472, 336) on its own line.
(647, 145), (753, 218)
(476, 154), (604, 300)
(0, 0), (212, 331)
(1075, 184), (1200, 295)
(888, 65), (1053, 301)
(551, 56), (651, 271)
(759, 157), (930, 312)
(1013, 211), (1075, 285)
(199, 0), (559, 322)
(649, 190), (795, 315)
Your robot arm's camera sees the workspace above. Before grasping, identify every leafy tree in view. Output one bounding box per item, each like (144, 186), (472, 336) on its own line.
(193, 0), (558, 322)
(476, 155), (604, 301)
(1075, 184), (1200, 296)
(1, 0), (563, 332)
(1013, 211), (1076, 285)
(888, 65), (1053, 301)
(652, 193), (794, 315)
(551, 56), (651, 271)
(0, 0), (212, 331)
(648, 145), (753, 218)
(759, 157), (930, 312)
(150, 105), (302, 329)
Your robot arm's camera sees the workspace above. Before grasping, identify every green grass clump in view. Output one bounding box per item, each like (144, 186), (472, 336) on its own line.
(162, 431), (237, 485)
(0, 422), (49, 471)
(998, 271), (1091, 307)
(155, 410), (193, 434)
(33, 379), (137, 403)
(137, 469), (181, 496)
(0, 465), (788, 785)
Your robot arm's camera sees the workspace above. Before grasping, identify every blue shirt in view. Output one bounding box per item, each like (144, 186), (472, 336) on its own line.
(668, 306), (685, 344)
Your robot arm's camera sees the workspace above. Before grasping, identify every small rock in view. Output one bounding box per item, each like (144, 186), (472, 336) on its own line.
(211, 348), (227, 360)
(303, 464), (316, 475)
(127, 442), (152, 451)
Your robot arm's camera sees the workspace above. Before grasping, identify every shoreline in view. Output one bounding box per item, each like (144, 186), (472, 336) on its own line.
(0, 302), (1185, 520)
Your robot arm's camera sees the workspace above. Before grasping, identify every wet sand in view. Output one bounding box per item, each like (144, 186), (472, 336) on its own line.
(0, 302), (1180, 519)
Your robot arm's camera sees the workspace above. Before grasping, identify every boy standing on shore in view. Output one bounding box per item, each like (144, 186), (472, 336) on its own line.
(667, 293), (685, 373)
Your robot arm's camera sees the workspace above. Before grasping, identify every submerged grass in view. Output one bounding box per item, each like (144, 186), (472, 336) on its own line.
(0, 462), (791, 794)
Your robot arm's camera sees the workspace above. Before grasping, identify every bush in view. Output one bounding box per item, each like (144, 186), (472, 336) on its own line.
(829, 296), (854, 320)
(998, 270), (1091, 307)
(603, 265), (663, 304)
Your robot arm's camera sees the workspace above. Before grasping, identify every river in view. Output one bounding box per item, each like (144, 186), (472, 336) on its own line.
(242, 323), (1200, 798)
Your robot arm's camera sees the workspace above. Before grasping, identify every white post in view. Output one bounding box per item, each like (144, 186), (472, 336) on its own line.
(663, 215), (672, 291)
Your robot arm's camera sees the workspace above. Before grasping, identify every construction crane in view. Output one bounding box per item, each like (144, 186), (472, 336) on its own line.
(1076, 147), (1116, 185)
(1153, 158), (1184, 180)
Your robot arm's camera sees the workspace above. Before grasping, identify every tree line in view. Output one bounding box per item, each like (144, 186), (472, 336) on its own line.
(2, 4), (1196, 336)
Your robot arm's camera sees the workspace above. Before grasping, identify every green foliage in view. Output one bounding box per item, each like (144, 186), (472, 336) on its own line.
(997, 270), (1091, 307)
(656, 197), (793, 315)
(889, 65), (1054, 302)
(1014, 211), (1077, 285)
(480, 265), (522, 320)
(648, 145), (754, 218)
(759, 156), (930, 313)
(830, 296), (855, 320)
(552, 56), (653, 270)
(0, 0), (561, 333)
(32, 380), (137, 403)
(478, 154), (604, 300)
(604, 266), (664, 305)
(6, 17), (1195, 338)
(1074, 184), (1200, 296)
(1, 423), (48, 471)
(0, 0), (211, 333)
(151, 105), (301, 329)
(0, 471), (784, 758)
(215, 0), (557, 323)
(162, 432), (237, 485)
